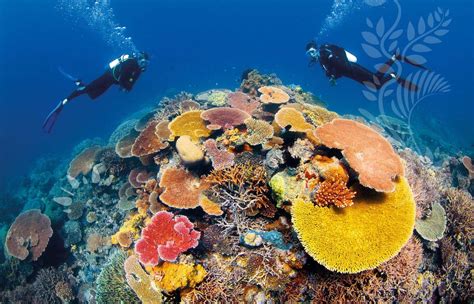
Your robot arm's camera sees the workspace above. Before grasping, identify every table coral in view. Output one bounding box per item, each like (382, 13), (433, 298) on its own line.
(291, 177), (416, 273)
(228, 92), (260, 115)
(244, 118), (274, 146)
(315, 118), (405, 193)
(159, 167), (209, 209)
(5, 209), (53, 261)
(68, 146), (102, 178)
(199, 194), (223, 216)
(274, 107), (313, 132)
(258, 86), (290, 104)
(131, 120), (169, 157)
(415, 202), (446, 241)
(203, 139), (235, 170)
(168, 110), (211, 141)
(124, 255), (162, 304)
(115, 132), (138, 158)
(201, 107), (250, 130)
(461, 156), (474, 180)
(134, 211), (200, 265)
(149, 262), (207, 293)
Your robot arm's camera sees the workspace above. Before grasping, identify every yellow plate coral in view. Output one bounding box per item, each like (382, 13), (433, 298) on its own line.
(291, 177), (416, 273)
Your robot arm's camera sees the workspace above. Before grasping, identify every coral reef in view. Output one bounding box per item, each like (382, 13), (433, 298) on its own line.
(415, 202), (447, 241)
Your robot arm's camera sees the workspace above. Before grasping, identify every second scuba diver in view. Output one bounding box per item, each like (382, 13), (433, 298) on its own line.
(305, 41), (428, 92)
(42, 52), (149, 133)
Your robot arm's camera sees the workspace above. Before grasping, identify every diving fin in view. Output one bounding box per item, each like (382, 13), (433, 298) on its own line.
(395, 54), (430, 70)
(42, 100), (66, 133)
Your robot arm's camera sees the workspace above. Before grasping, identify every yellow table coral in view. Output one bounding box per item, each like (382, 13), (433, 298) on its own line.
(291, 177), (416, 273)
(168, 110), (211, 142)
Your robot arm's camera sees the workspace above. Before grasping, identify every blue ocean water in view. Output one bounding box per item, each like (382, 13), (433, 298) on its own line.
(0, 0), (472, 194)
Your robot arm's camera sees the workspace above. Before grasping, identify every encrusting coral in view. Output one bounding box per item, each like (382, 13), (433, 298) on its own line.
(315, 118), (405, 192)
(147, 261), (207, 293)
(291, 177), (416, 273)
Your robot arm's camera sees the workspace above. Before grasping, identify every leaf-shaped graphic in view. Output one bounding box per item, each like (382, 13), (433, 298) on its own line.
(435, 29), (449, 36)
(358, 108), (377, 122)
(427, 13), (434, 27)
(389, 29), (403, 40)
(406, 54), (427, 65)
(418, 17), (426, 35)
(434, 11), (441, 22)
(366, 18), (374, 28)
(364, 80), (377, 93)
(445, 9), (450, 17)
(423, 36), (442, 44)
(362, 43), (382, 58)
(437, 7), (443, 14)
(362, 90), (377, 101)
(407, 22), (415, 41)
(413, 44), (432, 53)
(362, 31), (379, 45)
(388, 40), (398, 52)
(442, 19), (452, 27)
(376, 17), (385, 37)
(384, 89), (394, 97)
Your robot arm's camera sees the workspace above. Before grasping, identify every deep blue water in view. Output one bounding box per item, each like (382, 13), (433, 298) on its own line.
(0, 0), (473, 193)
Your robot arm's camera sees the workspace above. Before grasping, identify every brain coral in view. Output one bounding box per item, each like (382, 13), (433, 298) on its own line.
(315, 118), (405, 193)
(134, 211), (200, 265)
(201, 107), (251, 130)
(168, 110), (211, 141)
(68, 146), (102, 178)
(5, 209), (53, 261)
(291, 177), (416, 273)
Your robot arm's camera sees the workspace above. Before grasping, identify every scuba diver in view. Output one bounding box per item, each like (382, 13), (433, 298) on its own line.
(42, 52), (149, 133)
(305, 41), (428, 92)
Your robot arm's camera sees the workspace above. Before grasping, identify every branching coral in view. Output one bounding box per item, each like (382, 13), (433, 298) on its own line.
(312, 177), (356, 208)
(244, 118), (274, 146)
(124, 255), (163, 304)
(135, 211), (200, 265)
(168, 110), (211, 141)
(131, 120), (169, 157)
(444, 187), (473, 248)
(159, 167), (209, 209)
(68, 146), (102, 178)
(5, 209), (53, 261)
(201, 107), (250, 130)
(315, 118), (405, 193)
(291, 177), (416, 273)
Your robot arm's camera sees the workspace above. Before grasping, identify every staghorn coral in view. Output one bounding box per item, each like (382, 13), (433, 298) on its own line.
(176, 135), (205, 164)
(228, 91), (260, 115)
(291, 177), (416, 273)
(415, 202), (447, 241)
(124, 255), (163, 303)
(312, 177), (356, 208)
(315, 118), (405, 193)
(96, 250), (140, 304)
(5, 209), (53, 261)
(148, 261), (207, 293)
(201, 107), (251, 130)
(203, 139), (235, 170)
(244, 118), (274, 146)
(258, 86), (290, 104)
(131, 120), (169, 157)
(159, 167), (209, 209)
(68, 146), (102, 178)
(168, 110), (211, 141)
(135, 211), (200, 265)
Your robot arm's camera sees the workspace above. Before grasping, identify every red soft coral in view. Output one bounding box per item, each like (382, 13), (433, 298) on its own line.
(135, 211), (200, 265)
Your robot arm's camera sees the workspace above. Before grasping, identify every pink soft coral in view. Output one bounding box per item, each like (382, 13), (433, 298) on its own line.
(135, 211), (200, 265)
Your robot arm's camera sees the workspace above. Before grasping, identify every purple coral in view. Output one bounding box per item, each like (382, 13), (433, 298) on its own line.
(228, 92), (260, 115)
(5, 209), (53, 261)
(204, 139), (235, 170)
(201, 107), (250, 130)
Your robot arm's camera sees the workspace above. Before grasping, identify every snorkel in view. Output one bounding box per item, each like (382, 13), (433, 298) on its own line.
(305, 41), (319, 65)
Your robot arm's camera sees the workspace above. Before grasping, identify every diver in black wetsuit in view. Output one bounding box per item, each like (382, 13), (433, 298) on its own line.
(42, 52), (149, 133)
(305, 41), (427, 92)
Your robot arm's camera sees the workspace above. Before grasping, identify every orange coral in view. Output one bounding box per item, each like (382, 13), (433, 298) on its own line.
(311, 155), (349, 183)
(199, 194), (223, 216)
(315, 119), (405, 193)
(168, 110), (211, 141)
(312, 178), (356, 208)
(68, 146), (102, 178)
(159, 167), (209, 209)
(274, 108), (313, 132)
(131, 120), (169, 157)
(258, 86), (290, 104)
(461, 156), (474, 180)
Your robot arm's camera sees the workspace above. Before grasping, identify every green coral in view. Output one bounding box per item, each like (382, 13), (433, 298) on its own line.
(269, 170), (308, 207)
(96, 250), (140, 304)
(415, 202), (447, 241)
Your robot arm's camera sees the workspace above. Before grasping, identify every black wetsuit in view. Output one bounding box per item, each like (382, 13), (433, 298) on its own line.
(316, 44), (417, 91)
(67, 56), (142, 101)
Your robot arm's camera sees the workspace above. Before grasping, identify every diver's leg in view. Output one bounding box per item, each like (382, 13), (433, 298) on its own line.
(347, 63), (385, 89)
(84, 72), (116, 99)
(375, 55), (398, 78)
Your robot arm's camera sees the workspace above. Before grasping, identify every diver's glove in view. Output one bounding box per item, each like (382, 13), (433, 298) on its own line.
(42, 99), (66, 133)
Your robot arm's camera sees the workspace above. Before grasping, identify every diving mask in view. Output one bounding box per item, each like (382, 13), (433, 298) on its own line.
(306, 47), (319, 60)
